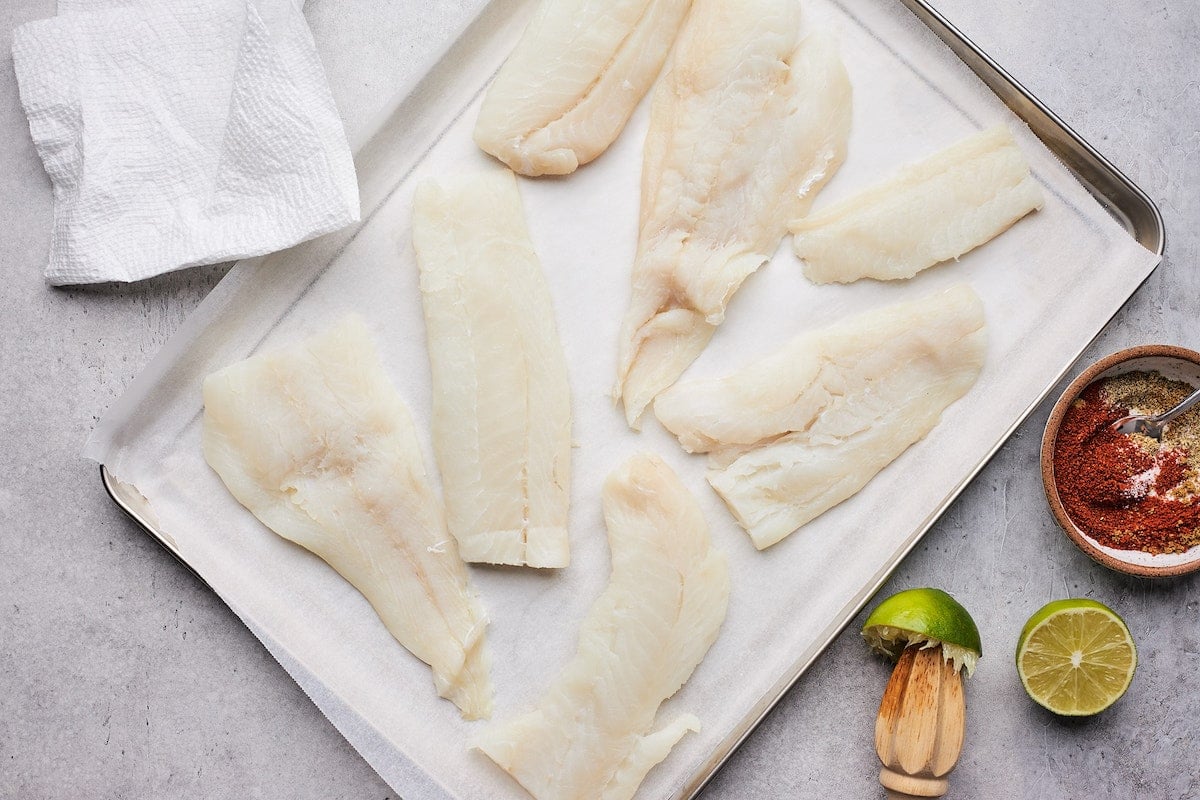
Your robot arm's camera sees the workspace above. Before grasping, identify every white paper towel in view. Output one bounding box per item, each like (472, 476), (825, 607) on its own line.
(12, 0), (359, 285)
(84, 0), (1163, 798)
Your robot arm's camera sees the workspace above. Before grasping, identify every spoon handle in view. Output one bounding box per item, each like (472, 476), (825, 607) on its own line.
(1155, 384), (1200, 424)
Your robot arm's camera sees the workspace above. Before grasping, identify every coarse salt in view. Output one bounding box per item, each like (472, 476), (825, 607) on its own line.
(1126, 460), (1162, 499)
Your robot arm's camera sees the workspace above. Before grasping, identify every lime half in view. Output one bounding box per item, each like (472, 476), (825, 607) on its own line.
(1016, 598), (1137, 716)
(862, 588), (982, 677)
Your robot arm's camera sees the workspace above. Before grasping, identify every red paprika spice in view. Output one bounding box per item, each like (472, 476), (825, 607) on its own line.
(1054, 375), (1200, 555)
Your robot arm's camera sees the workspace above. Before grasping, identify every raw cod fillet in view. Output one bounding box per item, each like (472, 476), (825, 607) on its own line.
(654, 285), (987, 549)
(201, 318), (493, 719)
(616, 0), (853, 428)
(793, 126), (1044, 283)
(412, 171), (572, 568)
(474, 0), (693, 176)
(477, 453), (730, 800)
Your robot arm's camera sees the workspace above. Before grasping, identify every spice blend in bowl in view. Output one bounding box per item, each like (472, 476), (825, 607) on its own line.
(1054, 372), (1200, 554)
(1042, 345), (1200, 578)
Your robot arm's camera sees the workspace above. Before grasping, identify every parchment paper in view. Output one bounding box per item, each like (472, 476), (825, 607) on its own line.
(85, 0), (1162, 798)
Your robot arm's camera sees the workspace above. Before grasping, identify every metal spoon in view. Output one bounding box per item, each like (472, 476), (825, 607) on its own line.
(1112, 384), (1200, 440)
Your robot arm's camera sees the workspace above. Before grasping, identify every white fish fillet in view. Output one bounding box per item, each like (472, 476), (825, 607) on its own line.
(793, 126), (1045, 283)
(654, 285), (987, 549)
(201, 318), (493, 719)
(477, 453), (729, 800)
(412, 171), (572, 568)
(616, 1), (853, 428)
(474, 0), (692, 176)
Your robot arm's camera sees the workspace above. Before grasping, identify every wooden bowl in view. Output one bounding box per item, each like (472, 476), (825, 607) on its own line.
(1041, 345), (1200, 578)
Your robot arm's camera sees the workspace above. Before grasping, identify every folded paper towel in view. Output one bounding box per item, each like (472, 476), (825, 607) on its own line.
(12, 0), (360, 285)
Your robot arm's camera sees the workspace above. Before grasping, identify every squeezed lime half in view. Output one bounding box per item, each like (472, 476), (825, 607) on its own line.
(862, 587), (982, 677)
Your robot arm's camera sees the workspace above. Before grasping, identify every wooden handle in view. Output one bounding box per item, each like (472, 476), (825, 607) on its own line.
(874, 645), (965, 799)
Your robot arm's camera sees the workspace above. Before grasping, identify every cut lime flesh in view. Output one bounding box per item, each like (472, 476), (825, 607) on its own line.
(1016, 599), (1136, 716)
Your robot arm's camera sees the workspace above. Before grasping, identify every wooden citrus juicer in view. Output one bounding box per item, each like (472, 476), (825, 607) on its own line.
(874, 644), (965, 799)
(862, 588), (979, 800)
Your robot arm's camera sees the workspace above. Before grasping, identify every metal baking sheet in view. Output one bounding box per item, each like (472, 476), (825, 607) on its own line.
(95, 1), (1164, 797)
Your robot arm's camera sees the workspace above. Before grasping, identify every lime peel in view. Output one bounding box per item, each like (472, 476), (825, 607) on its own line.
(863, 625), (979, 677)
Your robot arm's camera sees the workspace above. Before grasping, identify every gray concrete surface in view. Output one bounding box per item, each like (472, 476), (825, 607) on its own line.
(1, 1), (1197, 798)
